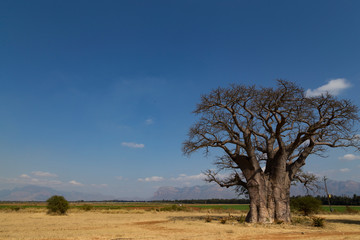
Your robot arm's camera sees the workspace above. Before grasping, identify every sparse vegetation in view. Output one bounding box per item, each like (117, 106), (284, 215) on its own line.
(236, 215), (246, 223)
(345, 206), (359, 214)
(205, 215), (212, 222)
(220, 217), (227, 224)
(79, 204), (93, 211)
(311, 216), (325, 227)
(46, 195), (69, 215)
(291, 216), (309, 225)
(1, 201), (359, 214)
(159, 204), (187, 212)
(10, 206), (21, 211)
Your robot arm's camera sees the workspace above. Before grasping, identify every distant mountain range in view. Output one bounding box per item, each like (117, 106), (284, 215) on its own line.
(151, 184), (238, 200)
(0, 185), (115, 201)
(325, 179), (360, 196)
(1, 179), (360, 201)
(152, 180), (360, 200)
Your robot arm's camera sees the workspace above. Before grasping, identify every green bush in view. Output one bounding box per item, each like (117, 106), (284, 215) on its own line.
(46, 195), (69, 215)
(291, 196), (322, 216)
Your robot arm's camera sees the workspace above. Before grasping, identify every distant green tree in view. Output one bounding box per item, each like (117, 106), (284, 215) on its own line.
(46, 195), (69, 215)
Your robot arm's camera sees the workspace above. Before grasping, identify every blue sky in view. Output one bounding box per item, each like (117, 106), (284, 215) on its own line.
(1, 0), (360, 199)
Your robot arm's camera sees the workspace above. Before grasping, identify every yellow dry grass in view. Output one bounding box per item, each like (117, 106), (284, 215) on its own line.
(1, 209), (360, 240)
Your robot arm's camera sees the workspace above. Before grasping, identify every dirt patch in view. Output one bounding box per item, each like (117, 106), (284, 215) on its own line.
(132, 220), (169, 225)
(131, 219), (184, 233)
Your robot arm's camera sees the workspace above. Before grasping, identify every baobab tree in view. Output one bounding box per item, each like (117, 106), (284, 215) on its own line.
(183, 80), (359, 223)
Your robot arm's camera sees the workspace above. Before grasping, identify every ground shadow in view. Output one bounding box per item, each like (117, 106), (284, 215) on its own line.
(326, 218), (360, 225)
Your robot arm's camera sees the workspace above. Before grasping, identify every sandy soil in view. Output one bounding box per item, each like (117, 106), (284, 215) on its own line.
(0, 209), (360, 240)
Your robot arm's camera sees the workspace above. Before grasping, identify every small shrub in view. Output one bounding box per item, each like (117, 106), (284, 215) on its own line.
(80, 204), (93, 211)
(236, 215), (246, 223)
(160, 204), (187, 212)
(291, 196), (321, 216)
(345, 206), (359, 214)
(220, 217), (227, 224)
(205, 215), (212, 222)
(46, 195), (69, 215)
(311, 216), (325, 227)
(291, 216), (308, 225)
(10, 206), (21, 211)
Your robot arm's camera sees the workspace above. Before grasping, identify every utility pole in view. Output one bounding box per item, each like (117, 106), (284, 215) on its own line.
(323, 176), (333, 212)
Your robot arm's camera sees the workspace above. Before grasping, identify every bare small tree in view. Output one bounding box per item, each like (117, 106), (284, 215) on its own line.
(183, 80), (359, 223)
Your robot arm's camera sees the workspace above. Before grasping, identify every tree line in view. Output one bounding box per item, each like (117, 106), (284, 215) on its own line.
(156, 194), (360, 205)
(312, 194), (360, 206)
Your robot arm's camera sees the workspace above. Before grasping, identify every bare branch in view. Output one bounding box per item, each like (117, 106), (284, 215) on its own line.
(292, 170), (322, 195)
(204, 169), (248, 192)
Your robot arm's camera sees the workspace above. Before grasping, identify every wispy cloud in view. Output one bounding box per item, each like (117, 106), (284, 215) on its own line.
(20, 174), (31, 179)
(5, 175), (63, 186)
(2, 172), (89, 189)
(339, 154), (360, 161)
(121, 142), (145, 149)
(170, 173), (205, 182)
(168, 173), (207, 187)
(138, 176), (164, 182)
(115, 176), (124, 180)
(145, 118), (154, 125)
(339, 168), (350, 173)
(306, 78), (351, 97)
(32, 171), (58, 177)
(136, 173), (206, 185)
(69, 180), (84, 186)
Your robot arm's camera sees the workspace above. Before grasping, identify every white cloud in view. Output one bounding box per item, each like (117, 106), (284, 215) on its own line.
(20, 174), (31, 179)
(138, 176), (164, 182)
(339, 168), (350, 173)
(69, 180), (84, 186)
(32, 171), (58, 177)
(121, 142), (145, 149)
(115, 176), (124, 180)
(339, 154), (360, 161)
(306, 78), (351, 97)
(145, 118), (154, 125)
(170, 173), (205, 182)
(167, 173), (208, 187)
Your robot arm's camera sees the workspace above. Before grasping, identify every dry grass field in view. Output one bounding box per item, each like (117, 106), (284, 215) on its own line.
(1, 208), (360, 240)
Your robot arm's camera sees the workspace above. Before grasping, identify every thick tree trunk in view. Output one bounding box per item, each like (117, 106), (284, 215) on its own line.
(245, 173), (291, 223)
